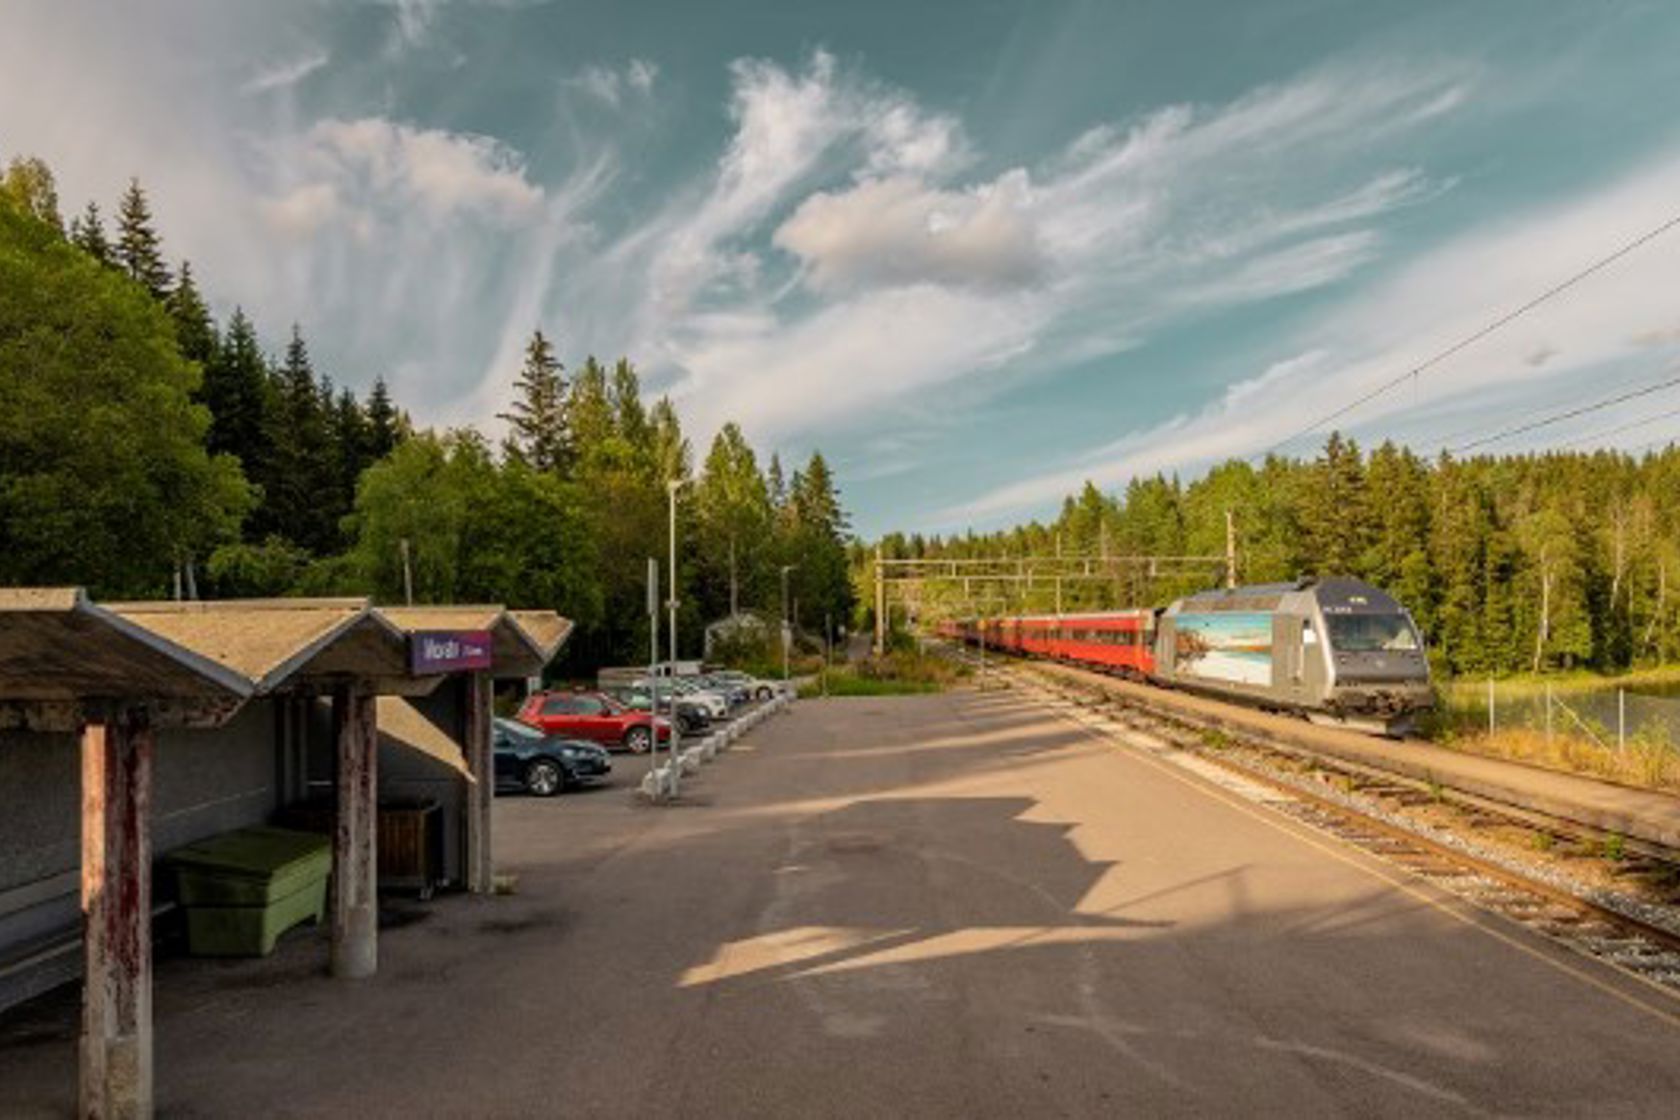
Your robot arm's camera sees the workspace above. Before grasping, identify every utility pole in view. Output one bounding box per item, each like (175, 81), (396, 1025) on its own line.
(399, 538), (414, 606)
(874, 545), (885, 656)
(648, 558), (661, 787)
(729, 537), (738, 619)
(1225, 509), (1238, 590)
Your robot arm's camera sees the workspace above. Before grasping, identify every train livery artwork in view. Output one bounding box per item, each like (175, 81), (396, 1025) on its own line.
(1171, 612), (1273, 687)
(939, 577), (1434, 736)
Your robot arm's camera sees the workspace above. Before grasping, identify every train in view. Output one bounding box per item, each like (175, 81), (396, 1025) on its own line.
(935, 577), (1433, 736)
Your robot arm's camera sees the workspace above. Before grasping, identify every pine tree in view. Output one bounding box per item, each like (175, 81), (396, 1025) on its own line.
(498, 329), (569, 473)
(366, 376), (400, 461)
(115, 178), (171, 300)
(262, 325), (336, 551)
(166, 260), (218, 367)
(200, 308), (272, 474)
(334, 387), (371, 514)
(1299, 432), (1369, 577)
(69, 201), (112, 265)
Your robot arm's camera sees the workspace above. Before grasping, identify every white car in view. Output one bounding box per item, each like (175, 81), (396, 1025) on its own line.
(635, 679), (729, 721)
(711, 671), (779, 702)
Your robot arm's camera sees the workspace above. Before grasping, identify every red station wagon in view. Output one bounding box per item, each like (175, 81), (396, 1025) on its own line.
(516, 690), (672, 754)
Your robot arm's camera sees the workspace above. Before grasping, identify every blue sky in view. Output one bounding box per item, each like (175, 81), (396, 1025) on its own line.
(5, 1), (1680, 537)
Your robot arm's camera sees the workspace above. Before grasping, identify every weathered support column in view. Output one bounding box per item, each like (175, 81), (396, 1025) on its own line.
(331, 685), (378, 979)
(80, 706), (154, 1120)
(463, 672), (494, 894)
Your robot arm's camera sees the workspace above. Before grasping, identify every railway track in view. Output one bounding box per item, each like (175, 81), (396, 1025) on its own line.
(957, 650), (1680, 999)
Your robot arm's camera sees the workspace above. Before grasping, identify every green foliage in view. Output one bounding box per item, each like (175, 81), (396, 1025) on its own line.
(348, 432), (603, 621)
(205, 537), (311, 598)
(0, 150), (852, 686)
(115, 178), (171, 300)
(881, 432), (1680, 676)
(0, 198), (251, 595)
(1, 156), (61, 230)
(498, 330), (569, 473)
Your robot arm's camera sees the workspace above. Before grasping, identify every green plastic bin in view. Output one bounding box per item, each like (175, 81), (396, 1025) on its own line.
(166, 827), (332, 957)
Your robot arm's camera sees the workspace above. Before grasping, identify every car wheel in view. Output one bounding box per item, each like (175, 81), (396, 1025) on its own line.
(525, 758), (564, 797)
(756, 686), (772, 701)
(624, 726), (653, 754)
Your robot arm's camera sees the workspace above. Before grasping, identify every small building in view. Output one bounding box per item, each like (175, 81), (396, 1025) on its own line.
(0, 590), (570, 1118)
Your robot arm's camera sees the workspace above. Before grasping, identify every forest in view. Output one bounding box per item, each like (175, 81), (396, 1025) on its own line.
(869, 433), (1680, 678)
(0, 153), (855, 673)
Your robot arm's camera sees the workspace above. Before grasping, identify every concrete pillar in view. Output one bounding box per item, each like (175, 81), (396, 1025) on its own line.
(331, 686), (378, 979)
(80, 706), (154, 1120)
(463, 672), (494, 894)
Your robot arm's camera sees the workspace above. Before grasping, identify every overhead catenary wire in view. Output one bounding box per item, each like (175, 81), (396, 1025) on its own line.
(1254, 208), (1680, 462)
(1555, 401), (1680, 450)
(1449, 370), (1680, 454)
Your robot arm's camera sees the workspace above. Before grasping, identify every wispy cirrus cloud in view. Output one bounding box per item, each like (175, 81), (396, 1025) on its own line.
(936, 151), (1680, 526)
(506, 52), (1466, 461)
(568, 58), (660, 107)
(242, 49), (329, 95)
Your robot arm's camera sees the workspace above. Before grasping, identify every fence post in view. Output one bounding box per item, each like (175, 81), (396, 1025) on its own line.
(1618, 688), (1626, 751)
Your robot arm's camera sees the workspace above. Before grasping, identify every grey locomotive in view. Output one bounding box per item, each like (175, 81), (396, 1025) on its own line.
(1152, 577), (1433, 736)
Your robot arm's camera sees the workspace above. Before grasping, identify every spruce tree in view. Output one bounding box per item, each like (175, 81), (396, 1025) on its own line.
(69, 201), (112, 264)
(166, 260), (218, 367)
(366, 376), (400, 461)
(498, 329), (569, 473)
(115, 178), (171, 300)
(262, 325), (336, 551)
(202, 308), (272, 467)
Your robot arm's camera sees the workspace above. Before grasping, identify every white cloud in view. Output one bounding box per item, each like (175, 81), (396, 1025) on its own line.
(937, 151), (1680, 525)
(541, 54), (1462, 459)
(275, 117), (543, 226)
(773, 172), (1043, 292)
(242, 49), (329, 95)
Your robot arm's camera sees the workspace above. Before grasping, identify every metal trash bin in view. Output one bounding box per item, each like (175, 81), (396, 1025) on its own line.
(165, 827), (331, 957)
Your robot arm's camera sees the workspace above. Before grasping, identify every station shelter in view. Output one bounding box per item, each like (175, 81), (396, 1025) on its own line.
(0, 590), (569, 1118)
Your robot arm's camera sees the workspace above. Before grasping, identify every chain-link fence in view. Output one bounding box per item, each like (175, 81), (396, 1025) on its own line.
(1436, 678), (1680, 788)
(1447, 681), (1679, 749)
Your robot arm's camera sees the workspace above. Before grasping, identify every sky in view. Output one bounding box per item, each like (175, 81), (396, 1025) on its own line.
(4, 0), (1680, 538)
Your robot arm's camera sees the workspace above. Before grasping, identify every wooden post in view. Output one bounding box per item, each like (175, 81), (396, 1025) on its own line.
(331, 686), (378, 979)
(81, 706), (154, 1120)
(463, 672), (494, 894)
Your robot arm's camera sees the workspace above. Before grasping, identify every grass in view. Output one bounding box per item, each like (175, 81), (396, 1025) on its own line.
(1433, 725), (1680, 793)
(798, 648), (971, 698)
(801, 673), (943, 698)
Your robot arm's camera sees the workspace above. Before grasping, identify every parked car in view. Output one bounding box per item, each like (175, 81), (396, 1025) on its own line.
(633, 678), (731, 721)
(492, 717), (611, 796)
(711, 670), (778, 701)
(606, 685), (709, 734)
(516, 691), (672, 753)
(693, 674), (750, 707)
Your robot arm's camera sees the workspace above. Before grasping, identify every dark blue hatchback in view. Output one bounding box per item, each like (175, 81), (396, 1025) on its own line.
(493, 717), (612, 796)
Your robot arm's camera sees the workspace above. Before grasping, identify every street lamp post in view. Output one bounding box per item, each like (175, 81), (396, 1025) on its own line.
(667, 479), (689, 794)
(780, 564), (797, 682)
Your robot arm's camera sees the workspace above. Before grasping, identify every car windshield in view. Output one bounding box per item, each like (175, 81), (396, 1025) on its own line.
(497, 719), (544, 741)
(1325, 613), (1420, 653)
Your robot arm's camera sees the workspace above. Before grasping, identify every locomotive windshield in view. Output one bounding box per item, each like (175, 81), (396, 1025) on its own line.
(1324, 613), (1419, 653)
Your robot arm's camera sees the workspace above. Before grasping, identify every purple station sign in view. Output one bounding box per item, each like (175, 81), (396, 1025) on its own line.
(409, 629), (494, 674)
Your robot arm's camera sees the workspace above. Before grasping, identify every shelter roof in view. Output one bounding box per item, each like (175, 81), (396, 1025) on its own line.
(506, 611), (573, 664)
(105, 599), (416, 694)
(376, 696), (471, 780)
(0, 588), (251, 722)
